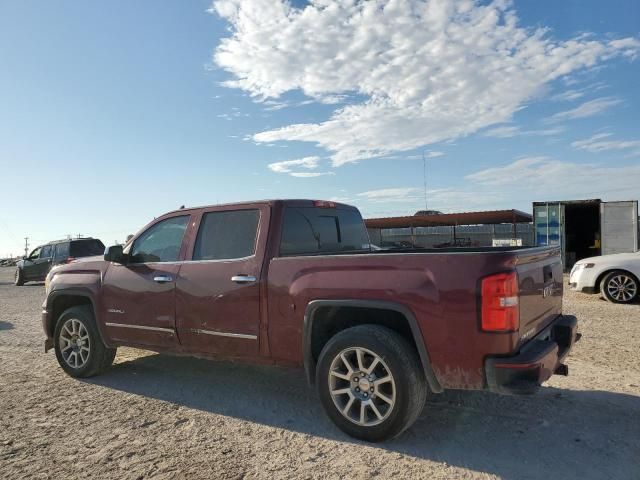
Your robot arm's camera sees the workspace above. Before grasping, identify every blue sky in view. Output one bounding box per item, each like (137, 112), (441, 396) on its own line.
(1, 0), (639, 256)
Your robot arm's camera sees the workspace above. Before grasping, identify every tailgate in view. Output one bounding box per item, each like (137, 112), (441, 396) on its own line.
(515, 247), (563, 345)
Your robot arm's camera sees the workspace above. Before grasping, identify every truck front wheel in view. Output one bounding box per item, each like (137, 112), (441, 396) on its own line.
(53, 305), (117, 378)
(316, 325), (427, 442)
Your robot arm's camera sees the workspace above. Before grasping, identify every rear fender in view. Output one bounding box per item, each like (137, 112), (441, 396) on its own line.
(303, 299), (443, 393)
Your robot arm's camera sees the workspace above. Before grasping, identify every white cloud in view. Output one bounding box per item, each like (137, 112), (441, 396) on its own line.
(571, 133), (640, 154)
(357, 188), (422, 203)
(402, 151), (445, 160)
(550, 83), (606, 102)
(212, 0), (638, 165)
(289, 171), (335, 178)
(216, 110), (251, 120)
(356, 156), (640, 216)
(551, 89), (586, 102)
(465, 156), (555, 186)
(547, 96), (622, 122)
(483, 125), (565, 138)
(267, 156), (320, 173)
(261, 99), (317, 111)
(465, 157), (640, 199)
(355, 186), (509, 216)
(329, 196), (355, 204)
(267, 156), (335, 177)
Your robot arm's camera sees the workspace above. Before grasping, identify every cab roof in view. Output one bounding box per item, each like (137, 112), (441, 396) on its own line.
(163, 199), (358, 216)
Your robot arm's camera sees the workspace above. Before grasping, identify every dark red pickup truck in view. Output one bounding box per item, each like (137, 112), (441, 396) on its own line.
(42, 200), (579, 441)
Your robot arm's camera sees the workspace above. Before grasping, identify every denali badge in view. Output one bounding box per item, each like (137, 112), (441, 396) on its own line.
(521, 328), (536, 340)
(107, 308), (125, 314)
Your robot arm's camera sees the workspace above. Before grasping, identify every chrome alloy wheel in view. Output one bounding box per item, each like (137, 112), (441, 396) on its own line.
(607, 274), (638, 302)
(328, 347), (396, 427)
(59, 318), (91, 369)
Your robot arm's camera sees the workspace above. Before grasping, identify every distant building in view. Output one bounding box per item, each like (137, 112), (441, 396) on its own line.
(414, 210), (443, 216)
(365, 209), (533, 250)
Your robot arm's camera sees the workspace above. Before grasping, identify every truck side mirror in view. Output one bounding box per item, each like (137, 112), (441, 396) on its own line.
(104, 245), (126, 264)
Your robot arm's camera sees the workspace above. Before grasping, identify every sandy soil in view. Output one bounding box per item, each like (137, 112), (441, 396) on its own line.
(0, 267), (638, 479)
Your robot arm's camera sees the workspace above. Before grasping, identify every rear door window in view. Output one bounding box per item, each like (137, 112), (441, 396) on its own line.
(280, 207), (370, 256)
(70, 239), (105, 258)
(193, 209), (260, 261)
(130, 216), (190, 263)
(54, 242), (70, 260)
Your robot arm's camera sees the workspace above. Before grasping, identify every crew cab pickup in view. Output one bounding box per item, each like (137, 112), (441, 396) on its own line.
(42, 200), (579, 441)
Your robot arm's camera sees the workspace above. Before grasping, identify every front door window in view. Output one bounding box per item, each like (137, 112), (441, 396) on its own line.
(130, 216), (190, 263)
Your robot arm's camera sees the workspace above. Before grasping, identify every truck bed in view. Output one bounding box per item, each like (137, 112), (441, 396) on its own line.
(267, 245), (563, 390)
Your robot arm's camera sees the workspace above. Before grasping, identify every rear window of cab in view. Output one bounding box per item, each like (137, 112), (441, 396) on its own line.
(280, 207), (370, 256)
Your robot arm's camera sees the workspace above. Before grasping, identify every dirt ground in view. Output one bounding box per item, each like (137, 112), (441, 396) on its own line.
(0, 267), (638, 480)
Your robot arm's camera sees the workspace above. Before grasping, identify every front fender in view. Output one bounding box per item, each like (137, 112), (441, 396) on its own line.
(43, 269), (110, 348)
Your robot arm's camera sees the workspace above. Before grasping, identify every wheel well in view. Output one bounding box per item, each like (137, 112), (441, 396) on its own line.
(49, 295), (92, 337)
(595, 269), (640, 293)
(308, 305), (417, 373)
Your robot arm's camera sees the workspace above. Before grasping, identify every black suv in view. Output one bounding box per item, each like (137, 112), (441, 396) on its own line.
(14, 238), (105, 286)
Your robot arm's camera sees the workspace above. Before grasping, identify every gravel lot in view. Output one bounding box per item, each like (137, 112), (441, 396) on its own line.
(1, 267), (638, 480)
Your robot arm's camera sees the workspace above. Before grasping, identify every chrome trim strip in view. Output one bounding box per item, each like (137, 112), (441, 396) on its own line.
(274, 246), (559, 259)
(183, 255), (256, 264)
(193, 329), (257, 340)
(105, 322), (175, 334)
(124, 255), (256, 267)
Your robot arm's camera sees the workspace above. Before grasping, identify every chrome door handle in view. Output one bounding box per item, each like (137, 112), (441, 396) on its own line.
(231, 275), (256, 284)
(153, 275), (173, 283)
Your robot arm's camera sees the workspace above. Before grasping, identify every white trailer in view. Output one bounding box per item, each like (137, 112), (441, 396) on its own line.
(533, 199), (639, 270)
(600, 201), (639, 255)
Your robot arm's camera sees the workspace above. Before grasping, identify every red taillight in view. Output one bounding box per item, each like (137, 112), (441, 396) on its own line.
(65, 257), (76, 263)
(481, 272), (519, 332)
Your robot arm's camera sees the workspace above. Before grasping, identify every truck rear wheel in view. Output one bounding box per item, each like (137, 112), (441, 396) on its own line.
(316, 325), (427, 442)
(53, 305), (117, 378)
(601, 270), (639, 304)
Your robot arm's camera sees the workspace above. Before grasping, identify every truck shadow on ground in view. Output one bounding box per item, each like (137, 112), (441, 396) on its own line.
(87, 352), (640, 480)
(0, 320), (13, 330)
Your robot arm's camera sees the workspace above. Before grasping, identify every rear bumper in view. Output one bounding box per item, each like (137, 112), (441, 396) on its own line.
(485, 315), (580, 395)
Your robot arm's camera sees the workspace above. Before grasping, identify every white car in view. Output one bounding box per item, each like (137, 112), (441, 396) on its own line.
(569, 252), (640, 304)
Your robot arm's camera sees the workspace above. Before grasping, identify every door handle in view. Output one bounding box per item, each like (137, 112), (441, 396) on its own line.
(231, 275), (256, 284)
(153, 275), (173, 283)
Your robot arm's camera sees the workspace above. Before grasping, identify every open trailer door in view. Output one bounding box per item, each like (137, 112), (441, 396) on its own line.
(600, 201), (638, 255)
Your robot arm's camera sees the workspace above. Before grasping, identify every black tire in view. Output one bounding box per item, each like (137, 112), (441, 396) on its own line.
(316, 325), (427, 442)
(600, 270), (639, 304)
(53, 305), (117, 378)
(14, 268), (24, 286)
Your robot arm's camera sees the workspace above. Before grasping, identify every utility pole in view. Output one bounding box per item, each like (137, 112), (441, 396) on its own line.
(24, 237), (29, 257)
